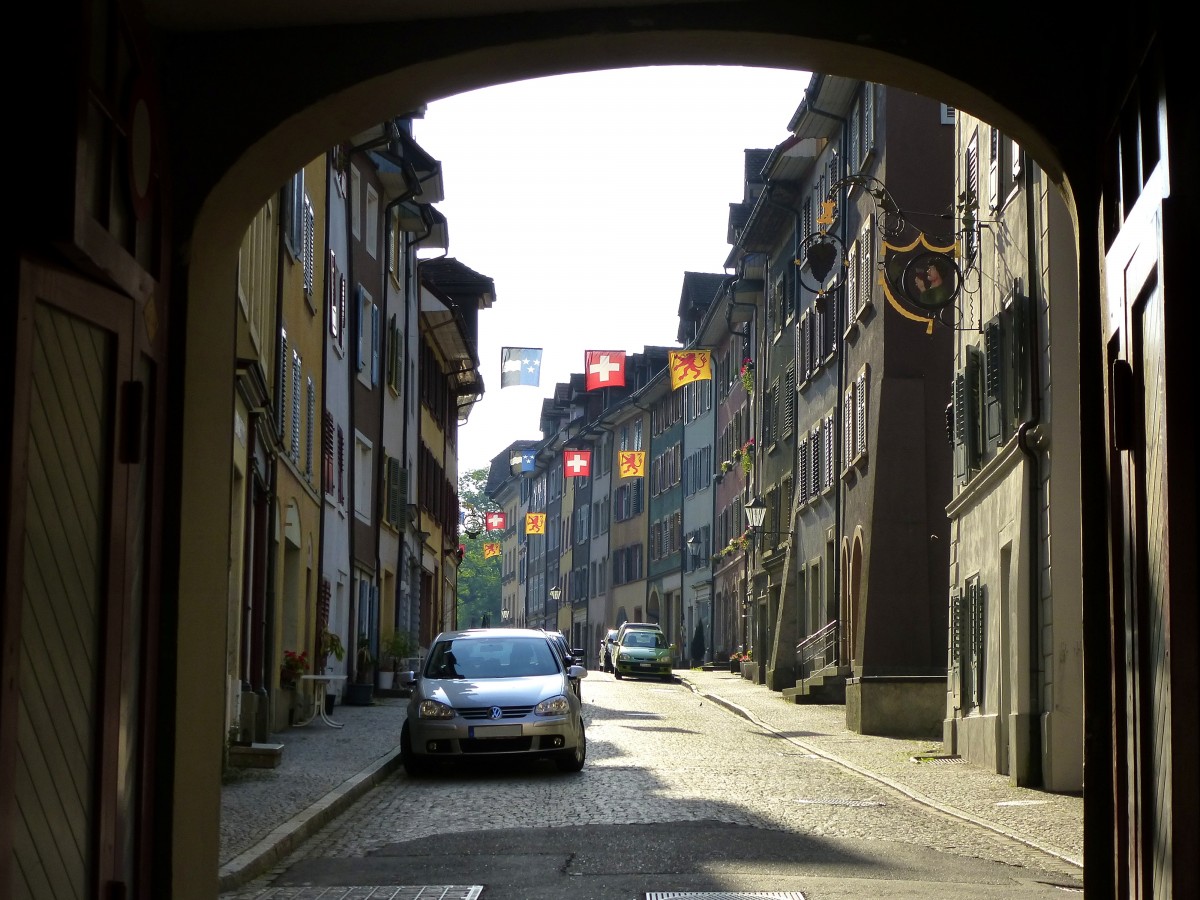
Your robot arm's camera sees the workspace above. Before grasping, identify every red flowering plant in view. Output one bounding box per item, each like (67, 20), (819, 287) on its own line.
(740, 438), (756, 474)
(281, 649), (309, 687)
(739, 357), (755, 393)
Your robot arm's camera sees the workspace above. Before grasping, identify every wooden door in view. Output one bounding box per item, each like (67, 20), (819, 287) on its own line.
(1101, 42), (1194, 899)
(2, 260), (162, 900)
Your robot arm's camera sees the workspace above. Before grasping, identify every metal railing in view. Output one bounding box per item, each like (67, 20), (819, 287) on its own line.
(795, 620), (839, 679)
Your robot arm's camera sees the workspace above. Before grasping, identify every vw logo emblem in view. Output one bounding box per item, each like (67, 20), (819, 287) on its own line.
(489, 706), (502, 719)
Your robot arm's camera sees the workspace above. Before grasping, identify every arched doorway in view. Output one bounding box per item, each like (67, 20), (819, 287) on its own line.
(5, 6), (1192, 900)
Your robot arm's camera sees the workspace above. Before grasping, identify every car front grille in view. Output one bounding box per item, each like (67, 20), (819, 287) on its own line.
(459, 705), (535, 720)
(460, 737), (534, 753)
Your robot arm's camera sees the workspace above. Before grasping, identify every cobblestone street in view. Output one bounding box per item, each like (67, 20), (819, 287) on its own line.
(222, 670), (1082, 900)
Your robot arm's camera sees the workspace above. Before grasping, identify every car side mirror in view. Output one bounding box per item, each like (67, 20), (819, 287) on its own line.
(568, 664), (587, 679)
(399, 670), (416, 687)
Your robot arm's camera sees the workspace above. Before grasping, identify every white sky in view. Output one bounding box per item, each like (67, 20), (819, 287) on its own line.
(413, 65), (812, 475)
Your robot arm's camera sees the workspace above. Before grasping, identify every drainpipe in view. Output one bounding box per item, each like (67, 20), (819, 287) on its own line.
(1014, 162), (1043, 786)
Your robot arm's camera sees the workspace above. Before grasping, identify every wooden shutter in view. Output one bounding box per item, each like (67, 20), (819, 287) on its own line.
(798, 436), (809, 502)
(854, 368), (869, 459)
(953, 371), (968, 481)
(291, 349), (302, 459)
(306, 377), (315, 475)
(843, 383), (855, 472)
(859, 215), (874, 311)
(984, 319), (1004, 447)
(277, 328), (288, 435)
(949, 586), (963, 707)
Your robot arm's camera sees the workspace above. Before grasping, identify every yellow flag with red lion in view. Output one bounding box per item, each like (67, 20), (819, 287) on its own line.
(668, 350), (712, 389)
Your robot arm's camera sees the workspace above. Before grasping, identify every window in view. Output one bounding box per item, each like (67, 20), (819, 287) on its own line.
(356, 286), (378, 386)
(284, 169), (305, 258)
(302, 196), (315, 301)
(365, 184), (379, 258)
(350, 166), (361, 239)
(323, 411), (335, 497)
(386, 313), (402, 394)
(383, 456), (407, 529)
(328, 252), (341, 342)
(354, 433), (373, 522)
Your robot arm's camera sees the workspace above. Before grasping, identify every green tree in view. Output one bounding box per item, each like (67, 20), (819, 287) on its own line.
(456, 467), (501, 628)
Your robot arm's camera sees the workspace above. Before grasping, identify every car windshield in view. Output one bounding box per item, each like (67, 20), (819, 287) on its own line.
(622, 631), (667, 649)
(424, 637), (561, 679)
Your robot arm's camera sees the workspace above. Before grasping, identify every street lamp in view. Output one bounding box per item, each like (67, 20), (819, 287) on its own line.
(743, 495), (790, 542)
(744, 496), (767, 530)
(549, 585), (562, 607)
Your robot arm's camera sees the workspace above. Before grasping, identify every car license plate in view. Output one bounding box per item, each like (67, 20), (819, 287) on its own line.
(638, 663), (651, 668)
(469, 724), (522, 738)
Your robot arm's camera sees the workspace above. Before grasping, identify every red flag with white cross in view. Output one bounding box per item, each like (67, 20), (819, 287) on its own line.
(585, 350), (626, 390)
(563, 449), (591, 477)
(485, 511), (507, 531)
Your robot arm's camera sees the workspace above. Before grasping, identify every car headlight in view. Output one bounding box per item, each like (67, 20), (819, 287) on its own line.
(535, 694), (571, 716)
(417, 699), (455, 719)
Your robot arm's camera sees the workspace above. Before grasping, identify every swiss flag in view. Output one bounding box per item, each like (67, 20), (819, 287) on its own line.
(485, 511), (507, 531)
(585, 350), (626, 390)
(563, 449), (591, 477)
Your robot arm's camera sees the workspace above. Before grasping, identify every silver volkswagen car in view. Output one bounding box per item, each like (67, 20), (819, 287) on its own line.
(401, 628), (587, 775)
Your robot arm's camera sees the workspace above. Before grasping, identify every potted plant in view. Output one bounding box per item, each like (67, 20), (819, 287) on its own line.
(740, 357), (755, 393)
(318, 628), (345, 672)
(740, 438), (756, 474)
(344, 632), (376, 705)
(280, 649), (308, 689)
(378, 631), (413, 691)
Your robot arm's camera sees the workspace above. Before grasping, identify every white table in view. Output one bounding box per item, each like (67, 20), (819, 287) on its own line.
(294, 674), (346, 728)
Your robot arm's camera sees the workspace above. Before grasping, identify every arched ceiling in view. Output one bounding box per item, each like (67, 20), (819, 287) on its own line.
(153, 3), (1149, 263)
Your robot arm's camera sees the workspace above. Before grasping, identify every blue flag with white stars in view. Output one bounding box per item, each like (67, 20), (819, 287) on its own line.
(500, 347), (543, 388)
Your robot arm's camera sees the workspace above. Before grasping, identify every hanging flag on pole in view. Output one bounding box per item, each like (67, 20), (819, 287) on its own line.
(483, 542), (501, 559)
(485, 511), (507, 531)
(585, 350), (626, 390)
(564, 449), (591, 477)
(618, 451), (646, 478)
(668, 350), (712, 389)
(500, 347), (543, 388)
(525, 513), (546, 535)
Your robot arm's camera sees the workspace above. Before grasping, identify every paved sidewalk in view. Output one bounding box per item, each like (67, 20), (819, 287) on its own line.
(218, 696), (409, 892)
(677, 669), (1083, 869)
(218, 672), (1083, 894)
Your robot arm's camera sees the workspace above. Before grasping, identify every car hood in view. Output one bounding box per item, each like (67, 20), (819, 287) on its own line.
(618, 646), (670, 660)
(416, 674), (567, 706)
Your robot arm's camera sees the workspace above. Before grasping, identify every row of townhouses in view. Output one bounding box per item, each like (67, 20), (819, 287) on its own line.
(484, 73), (1082, 792)
(226, 115), (494, 743)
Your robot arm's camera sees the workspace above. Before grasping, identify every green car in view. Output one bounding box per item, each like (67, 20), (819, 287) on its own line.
(613, 628), (673, 681)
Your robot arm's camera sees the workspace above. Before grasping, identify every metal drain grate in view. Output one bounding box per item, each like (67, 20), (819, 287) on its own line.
(646, 894), (806, 900)
(910, 754), (966, 764)
(222, 887), (484, 899)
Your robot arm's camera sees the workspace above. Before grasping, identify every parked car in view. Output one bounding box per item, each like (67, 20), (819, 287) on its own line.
(542, 629), (585, 698)
(401, 628), (587, 776)
(615, 621), (664, 649)
(600, 628), (619, 672)
(613, 627), (674, 681)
